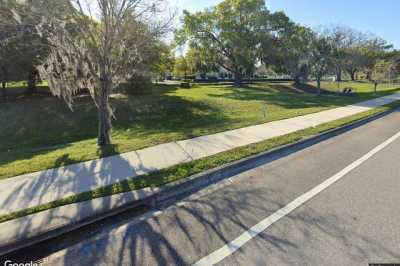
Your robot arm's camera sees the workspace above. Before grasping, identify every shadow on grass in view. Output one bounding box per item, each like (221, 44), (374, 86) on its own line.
(207, 83), (400, 110)
(244, 83), (305, 94)
(0, 86), (52, 103)
(2, 107), (400, 264)
(294, 83), (338, 95)
(97, 144), (119, 158)
(1, 82), (398, 179)
(206, 88), (352, 110)
(0, 84), (229, 178)
(53, 154), (80, 168)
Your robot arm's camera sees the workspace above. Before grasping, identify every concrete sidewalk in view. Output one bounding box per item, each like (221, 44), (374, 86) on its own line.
(1, 93), (400, 215)
(41, 108), (400, 266)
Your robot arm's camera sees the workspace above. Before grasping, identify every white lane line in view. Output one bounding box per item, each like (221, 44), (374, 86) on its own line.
(193, 130), (400, 266)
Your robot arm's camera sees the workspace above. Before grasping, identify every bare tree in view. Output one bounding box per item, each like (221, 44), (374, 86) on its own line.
(27, 0), (173, 146)
(322, 25), (375, 82)
(323, 26), (350, 81)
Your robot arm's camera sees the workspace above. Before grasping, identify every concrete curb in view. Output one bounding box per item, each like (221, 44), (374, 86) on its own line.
(0, 107), (396, 256)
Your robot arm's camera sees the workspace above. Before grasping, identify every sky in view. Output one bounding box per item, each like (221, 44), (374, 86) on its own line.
(174, 0), (399, 49)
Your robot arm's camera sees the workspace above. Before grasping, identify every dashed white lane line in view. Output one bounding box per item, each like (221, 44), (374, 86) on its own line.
(193, 130), (400, 266)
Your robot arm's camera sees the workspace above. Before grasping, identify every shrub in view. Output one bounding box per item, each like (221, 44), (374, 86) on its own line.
(120, 74), (153, 95)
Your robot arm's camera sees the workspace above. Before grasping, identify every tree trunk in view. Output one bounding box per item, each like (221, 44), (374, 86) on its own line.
(234, 71), (242, 87)
(1, 66), (8, 101)
(346, 68), (356, 81)
(317, 76), (321, 95)
(350, 70), (356, 81)
(1, 81), (6, 101)
(366, 71), (372, 81)
(27, 70), (38, 94)
(336, 68), (342, 82)
(97, 76), (112, 146)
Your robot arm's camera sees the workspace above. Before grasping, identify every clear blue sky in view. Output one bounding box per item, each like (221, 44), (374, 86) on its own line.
(175, 0), (399, 49)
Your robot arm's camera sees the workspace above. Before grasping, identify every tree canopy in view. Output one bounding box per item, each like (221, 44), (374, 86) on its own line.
(1, 0), (398, 147)
(1, 0), (174, 146)
(177, 0), (283, 84)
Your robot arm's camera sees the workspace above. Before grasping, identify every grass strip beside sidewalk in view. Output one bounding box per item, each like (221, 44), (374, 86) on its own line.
(1, 100), (400, 223)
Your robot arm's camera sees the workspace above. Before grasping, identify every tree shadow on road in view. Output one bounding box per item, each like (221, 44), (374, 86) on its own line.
(33, 180), (400, 266)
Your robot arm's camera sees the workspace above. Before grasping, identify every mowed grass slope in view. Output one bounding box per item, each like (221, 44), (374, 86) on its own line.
(0, 81), (398, 179)
(310, 80), (400, 93)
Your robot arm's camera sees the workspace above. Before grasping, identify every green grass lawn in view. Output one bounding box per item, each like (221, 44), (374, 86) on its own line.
(311, 80), (400, 93)
(2, 99), (400, 223)
(0, 81), (399, 179)
(2, 81), (50, 98)
(6, 80), (48, 88)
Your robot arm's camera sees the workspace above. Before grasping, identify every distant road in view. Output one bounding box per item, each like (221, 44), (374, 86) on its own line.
(44, 110), (400, 265)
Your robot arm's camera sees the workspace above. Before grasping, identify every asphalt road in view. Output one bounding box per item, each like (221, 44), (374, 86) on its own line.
(35, 110), (400, 265)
